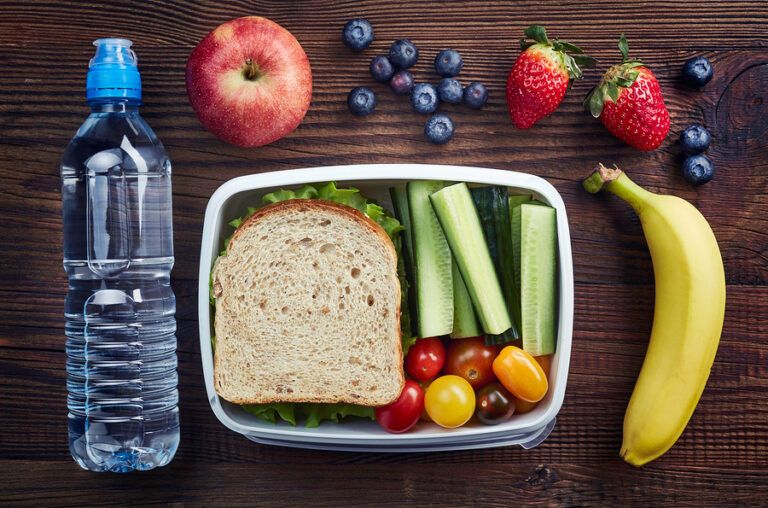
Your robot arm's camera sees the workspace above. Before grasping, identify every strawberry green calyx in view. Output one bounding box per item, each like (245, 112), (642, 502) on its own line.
(519, 25), (596, 81)
(585, 34), (645, 118)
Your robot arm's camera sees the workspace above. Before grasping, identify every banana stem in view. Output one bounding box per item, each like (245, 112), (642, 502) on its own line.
(583, 163), (654, 213)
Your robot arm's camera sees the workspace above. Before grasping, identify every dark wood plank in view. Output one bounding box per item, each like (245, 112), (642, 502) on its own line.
(0, 0), (766, 505)
(2, 460), (768, 507)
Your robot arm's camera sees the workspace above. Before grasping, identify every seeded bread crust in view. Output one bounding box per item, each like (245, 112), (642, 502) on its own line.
(212, 199), (404, 406)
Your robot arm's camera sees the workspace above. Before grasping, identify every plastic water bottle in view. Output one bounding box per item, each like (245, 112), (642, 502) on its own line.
(61, 38), (179, 472)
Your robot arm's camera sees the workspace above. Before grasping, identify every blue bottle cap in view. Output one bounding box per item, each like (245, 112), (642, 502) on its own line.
(86, 38), (141, 102)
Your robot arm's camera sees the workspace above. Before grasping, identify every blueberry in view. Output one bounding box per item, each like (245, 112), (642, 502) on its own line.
(681, 56), (713, 87)
(389, 70), (414, 95)
(389, 39), (419, 69)
(463, 82), (488, 109)
(682, 154), (715, 185)
(424, 114), (455, 144)
(437, 78), (463, 104)
(434, 49), (463, 77)
(370, 55), (395, 83)
(679, 124), (712, 155)
(342, 19), (374, 51)
(347, 87), (376, 116)
(410, 83), (439, 114)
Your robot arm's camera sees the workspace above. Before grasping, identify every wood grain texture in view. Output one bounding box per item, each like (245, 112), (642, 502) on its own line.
(0, 0), (767, 505)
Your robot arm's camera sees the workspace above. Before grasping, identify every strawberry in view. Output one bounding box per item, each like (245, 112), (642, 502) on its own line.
(506, 25), (595, 129)
(585, 35), (670, 151)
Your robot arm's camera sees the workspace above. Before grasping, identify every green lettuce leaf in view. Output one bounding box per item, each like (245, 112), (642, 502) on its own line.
(218, 206), (258, 256)
(243, 402), (375, 428)
(262, 184), (319, 203)
(264, 182), (404, 240)
(242, 402), (297, 425)
(212, 182), (413, 427)
(401, 334), (417, 355)
(300, 403), (375, 428)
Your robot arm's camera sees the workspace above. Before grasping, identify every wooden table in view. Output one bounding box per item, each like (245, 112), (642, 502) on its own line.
(2, 1), (766, 505)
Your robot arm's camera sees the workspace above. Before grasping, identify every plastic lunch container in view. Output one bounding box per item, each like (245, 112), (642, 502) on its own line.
(198, 164), (574, 452)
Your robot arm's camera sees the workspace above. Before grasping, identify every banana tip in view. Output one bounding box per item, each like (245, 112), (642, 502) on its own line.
(620, 446), (648, 468)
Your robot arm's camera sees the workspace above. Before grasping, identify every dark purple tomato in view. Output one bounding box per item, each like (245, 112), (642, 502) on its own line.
(475, 382), (515, 425)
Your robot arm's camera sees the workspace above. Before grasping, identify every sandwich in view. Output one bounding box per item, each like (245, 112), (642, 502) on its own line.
(210, 183), (409, 422)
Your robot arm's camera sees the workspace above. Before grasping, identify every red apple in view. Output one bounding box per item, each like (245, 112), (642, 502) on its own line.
(186, 16), (312, 147)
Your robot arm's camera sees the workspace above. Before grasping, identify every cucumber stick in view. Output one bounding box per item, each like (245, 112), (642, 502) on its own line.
(390, 186), (415, 270)
(511, 203), (557, 356)
(451, 261), (481, 338)
(471, 186), (520, 343)
(430, 183), (512, 335)
(508, 194), (533, 210)
(508, 195), (532, 326)
(390, 185), (418, 326)
(407, 181), (454, 337)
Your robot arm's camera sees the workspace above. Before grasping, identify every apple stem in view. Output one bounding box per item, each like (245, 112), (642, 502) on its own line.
(243, 59), (261, 81)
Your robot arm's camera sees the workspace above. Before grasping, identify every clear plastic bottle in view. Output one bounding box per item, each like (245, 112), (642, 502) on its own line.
(61, 38), (179, 472)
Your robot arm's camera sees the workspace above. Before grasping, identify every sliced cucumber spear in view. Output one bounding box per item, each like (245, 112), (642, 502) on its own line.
(471, 186), (521, 344)
(451, 260), (482, 338)
(508, 195), (532, 327)
(511, 203), (557, 356)
(390, 186), (415, 270)
(508, 194), (533, 210)
(390, 185), (418, 328)
(407, 181), (454, 337)
(430, 183), (512, 335)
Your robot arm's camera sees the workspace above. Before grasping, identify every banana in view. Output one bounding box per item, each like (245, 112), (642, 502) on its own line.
(584, 164), (726, 466)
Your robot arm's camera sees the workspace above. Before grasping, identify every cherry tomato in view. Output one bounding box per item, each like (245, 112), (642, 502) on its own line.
(419, 379), (433, 422)
(535, 354), (553, 377)
(424, 375), (475, 428)
(443, 337), (499, 389)
(375, 380), (424, 433)
(475, 382), (515, 425)
(514, 355), (553, 413)
(405, 337), (446, 382)
(492, 346), (548, 403)
(514, 398), (538, 414)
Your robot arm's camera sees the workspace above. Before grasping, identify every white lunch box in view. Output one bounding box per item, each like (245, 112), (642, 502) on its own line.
(198, 164), (574, 452)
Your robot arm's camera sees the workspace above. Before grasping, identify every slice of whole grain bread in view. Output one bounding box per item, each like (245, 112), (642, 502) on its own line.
(212, 199), (404, 406)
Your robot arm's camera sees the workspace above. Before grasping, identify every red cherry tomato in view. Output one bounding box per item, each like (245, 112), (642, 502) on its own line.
(419, 379), (433, 422)
(443, 337), (499, 389)
(375, 380), (424, 433)
(405, 337), (446, 382)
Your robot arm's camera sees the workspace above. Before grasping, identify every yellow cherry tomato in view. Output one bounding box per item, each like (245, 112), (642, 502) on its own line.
(424, 375), (475, 428)
(492, 346), (548, 403)
(514, 355), (553, 413)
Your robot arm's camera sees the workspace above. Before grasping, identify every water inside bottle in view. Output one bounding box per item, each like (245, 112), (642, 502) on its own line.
(62, 102), (179, 472)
